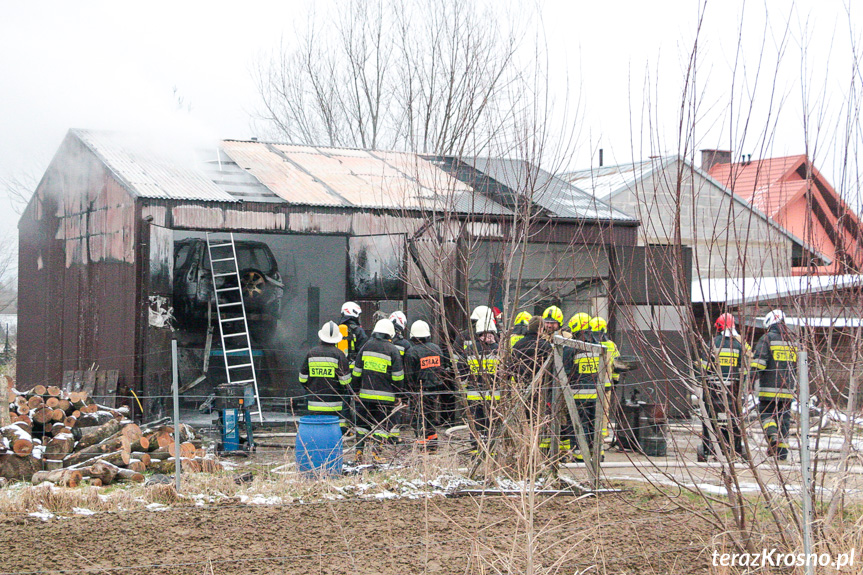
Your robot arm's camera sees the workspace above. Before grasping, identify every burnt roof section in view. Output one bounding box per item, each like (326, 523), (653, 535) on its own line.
(64, 130), (636, 223)
(461, 157), (638, 223)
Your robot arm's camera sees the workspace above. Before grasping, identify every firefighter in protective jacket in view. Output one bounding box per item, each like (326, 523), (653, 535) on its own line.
(698, 313), (745, 461)
(352, 319), (405, 462)
(404, 320), (448, 446)
(562, 312), (603, 459)
(458, 314), (500, 445)
(298, 321), (352, 430)
(338, 301), (368, 366)
(751, 309), (797, 460)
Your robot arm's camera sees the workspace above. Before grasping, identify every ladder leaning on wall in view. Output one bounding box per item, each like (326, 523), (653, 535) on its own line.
(206, 232), (263, 422)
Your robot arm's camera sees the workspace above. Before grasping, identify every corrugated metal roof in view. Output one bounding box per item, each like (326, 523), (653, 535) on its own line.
(708, 155), (807, 217)
(692, 274), (863, 305)
(220, 140), (513, 214)
(464, 157), (638, 222)
(73, 130), (238, 202)
(560, 159), (659, 200)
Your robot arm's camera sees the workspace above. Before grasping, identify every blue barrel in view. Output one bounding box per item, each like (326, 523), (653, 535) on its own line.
(296, 415), (343, 477)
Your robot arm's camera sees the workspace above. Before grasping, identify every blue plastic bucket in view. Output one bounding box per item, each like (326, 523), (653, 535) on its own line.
(296, 415), (343, 477)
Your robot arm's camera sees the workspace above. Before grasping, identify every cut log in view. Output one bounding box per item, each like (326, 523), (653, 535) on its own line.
(27, 396), (44, 409)
(63, 435), (130, 467)
(12, 439), (33, 456)
(115, 468), (144, 483)
(131, 451), (151, 466)
(63, 416), (77, 428)
(45, 397), (60, 409)
(31, 468), (82, 487)
(51, 409), (65, 422)
(57, 399), (72, 413)
(138, 417), (172, 435)
(129, 436), (149, 452)
(13, 420), (32, 434)
(82, 460), (120, 485)
(70, 391), (92, 409)
(75, 419), (121, 448)
(120, 423), (143, 443)
(45, 435), (75, 458)
(144, 430), (173, 451)
(94, 404), (130, 418)
(147, 450), (170, 462)
(0, 454), (41, 481)
(75, 411), (114, 428)
(15, 405), (29, 416)
(46, 386), (62, 398)
(15, 396), (28, 408)
(71, 450), (131, 470)
(32, 406), (54, 426)
(90, 478), (103, 487)
(50, 422), (67, 437)
(29, 385), (47, 398)
(127, 460), (147, 473)
(71, 410), (81, 419)
(79, 404), (99, 415)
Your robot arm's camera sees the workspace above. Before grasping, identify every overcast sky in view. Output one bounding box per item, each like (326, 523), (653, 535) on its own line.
(1, 0), (860, 237)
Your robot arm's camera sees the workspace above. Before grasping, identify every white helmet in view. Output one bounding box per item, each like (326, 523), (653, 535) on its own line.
(470, 305), (492, 322)
(389, 311), (407, 331)
(341, 301), (362, 318)
(372, 318), (396, 338)
(410, 320), (431, 339)
(318, 321), (343, 344)
(475, 315), (498, 334)
(763, 309), (785, 328)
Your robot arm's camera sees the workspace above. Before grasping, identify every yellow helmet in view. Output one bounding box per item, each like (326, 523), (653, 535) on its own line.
(568, 312), (591, 332)
(513, 311), (532, 326)
(542, 306), (563, 325)
(589, 316), (608, 333)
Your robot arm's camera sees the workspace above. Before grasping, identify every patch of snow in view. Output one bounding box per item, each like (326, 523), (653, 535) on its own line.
(29, 508), (54, 521)
(246, 494), (283, 505)
(372, 490), (398, 499)
(72, 507), (95, 516)
(145, 502), (169, 512)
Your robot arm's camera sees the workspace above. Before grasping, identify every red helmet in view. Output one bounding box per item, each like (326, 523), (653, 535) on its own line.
(714, 313), (735, 331)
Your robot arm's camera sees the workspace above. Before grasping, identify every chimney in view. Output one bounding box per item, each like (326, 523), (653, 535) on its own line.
(701, 149), (732, 172)
(599, 148), (604, 167)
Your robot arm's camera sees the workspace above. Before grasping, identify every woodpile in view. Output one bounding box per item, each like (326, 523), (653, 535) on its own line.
(0, 378), (222, 486)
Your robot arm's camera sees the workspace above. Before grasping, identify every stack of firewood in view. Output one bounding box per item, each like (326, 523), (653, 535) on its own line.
(0, 379), (222, 486)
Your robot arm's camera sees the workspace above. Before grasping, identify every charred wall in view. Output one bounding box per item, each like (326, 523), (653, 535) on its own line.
(17, 134), (140, 404)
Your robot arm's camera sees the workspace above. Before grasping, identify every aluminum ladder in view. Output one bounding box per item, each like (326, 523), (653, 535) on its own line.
(206, 232), (263, 422)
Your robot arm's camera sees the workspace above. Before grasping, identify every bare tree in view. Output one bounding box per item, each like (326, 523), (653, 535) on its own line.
(252, 0), (524, 156)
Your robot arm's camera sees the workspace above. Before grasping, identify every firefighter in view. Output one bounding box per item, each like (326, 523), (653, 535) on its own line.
(510, 315), (556, 450)
(751, 309), (798, 460)
(352, 318), (405, 463)
(338, 301), (368, 366)
(541, 305), (564, 335)
(404, 320), (447, 447)
(457, 305), (494, 351)
(298, 321), (352, 430)
(459, 314), (501, 449)
(698, 313), (745, 462)
(562, 312), (603, 461)
(389, 311), (412, 356)
(509, 312), (532, 348)
(567, 312), (591, 340)
(589, 316), (619, 439)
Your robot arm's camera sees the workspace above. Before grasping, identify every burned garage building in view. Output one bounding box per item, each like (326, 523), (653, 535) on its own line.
(18, 129), (688, 419)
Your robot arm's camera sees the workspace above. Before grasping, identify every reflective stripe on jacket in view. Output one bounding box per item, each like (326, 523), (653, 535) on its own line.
(751, 326), (797, 399)
(352, 336), (405, 402)
(298, 344), (351, 403)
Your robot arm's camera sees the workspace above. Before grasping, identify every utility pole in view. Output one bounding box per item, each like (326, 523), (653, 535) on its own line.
(172, 340), (182, 493)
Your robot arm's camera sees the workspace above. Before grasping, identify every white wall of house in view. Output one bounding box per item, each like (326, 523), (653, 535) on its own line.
(604, 158), (794, 280)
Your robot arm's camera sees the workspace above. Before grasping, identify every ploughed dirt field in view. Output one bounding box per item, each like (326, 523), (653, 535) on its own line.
(0, 495), (715, 574)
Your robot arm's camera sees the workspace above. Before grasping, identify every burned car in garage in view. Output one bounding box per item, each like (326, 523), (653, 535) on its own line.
(173, 238), (284, 340)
